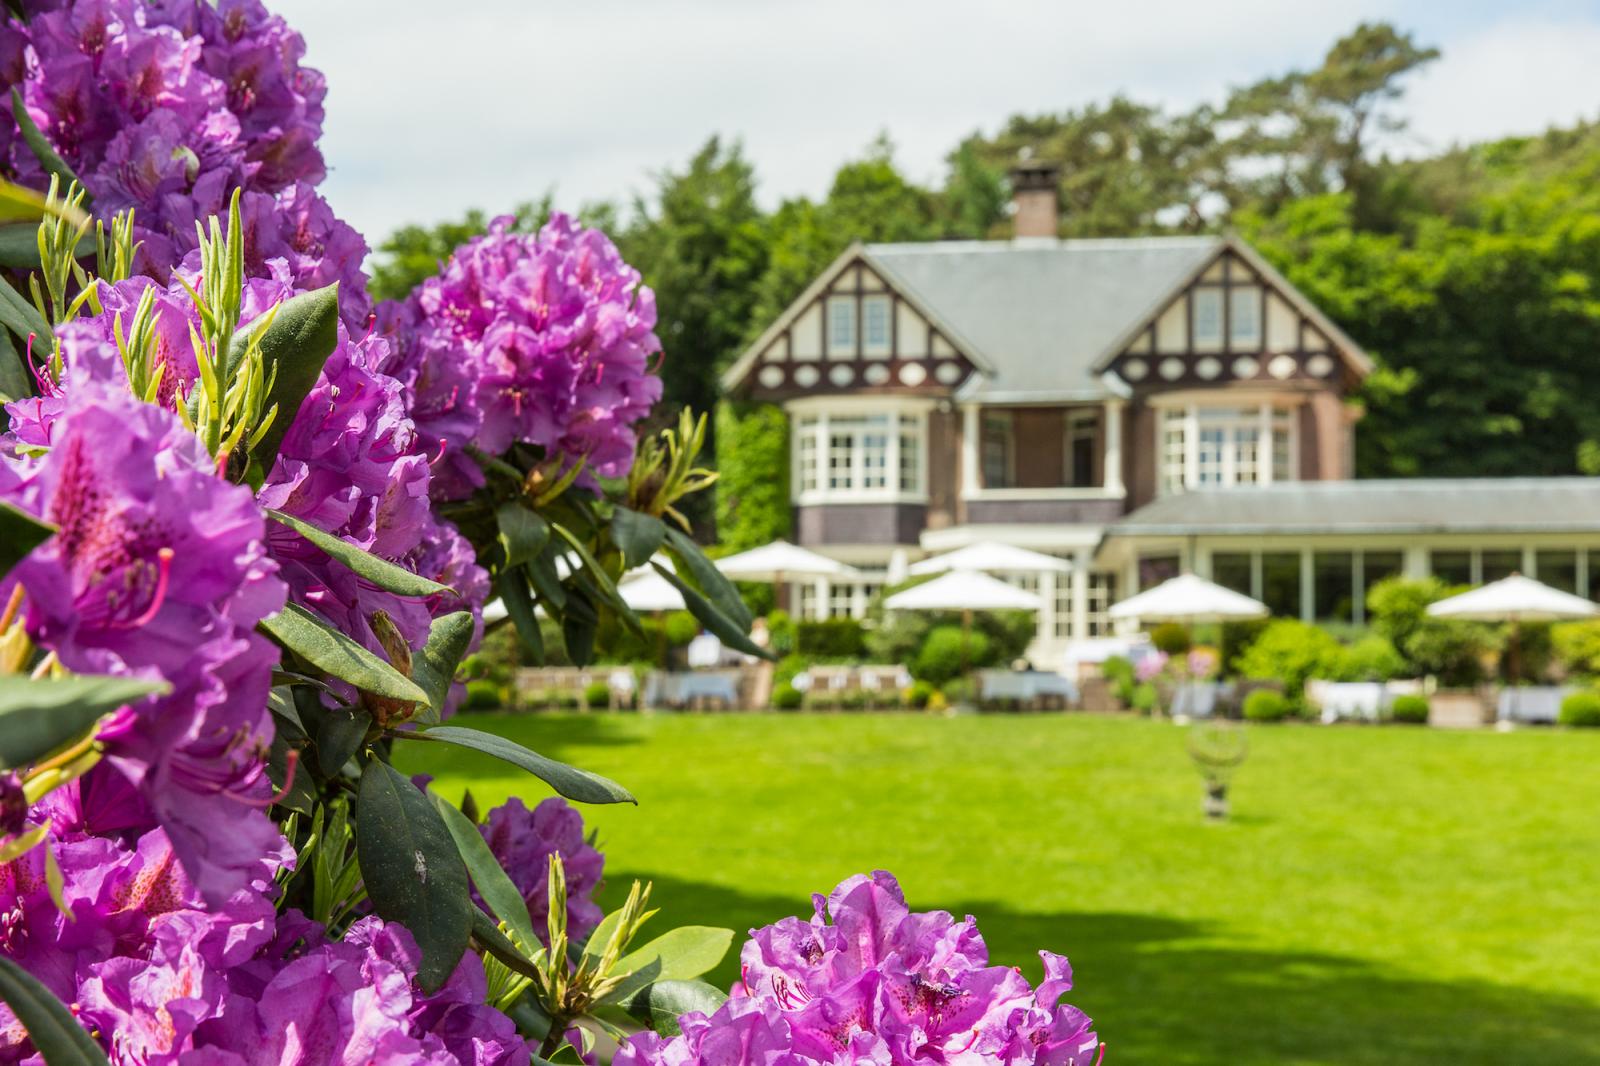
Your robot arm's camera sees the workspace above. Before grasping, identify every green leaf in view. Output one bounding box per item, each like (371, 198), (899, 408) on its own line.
(236, 283), (340, 470)
(266, 730), (316, 817)
(652, 563), (772, 660)
(578, 907), (627, 968)
(0, 224), (91, 269)
(410, 725), (635, 805)
(604, 926), (735, 1004)
(663, 527), (752, 631)
(0, 278), (51, 347)
(619, 979), (729, 1038)
(526, 548), (567, 613)
(316, 705), (371, 776)
(496, 503), (549, 570)
(561, 586), (599, 666)
(433, 793), (537, 949)
(266, 510), (450, 598)
(0, 956), (109, 1064)
(470, 906), (544, 980)
(9, 91), (86, 204)
(0, 675), (167, 770)
(410, 611), (475, 725)
(611, 507), (666, 570)
(356, 760), (472, 993)
(0, 326), (25, 404)
(551, 522), (634, 626)
(496, 571), (544, 662)
(260, 603), (429, 704)
(0, 501), (53, 580)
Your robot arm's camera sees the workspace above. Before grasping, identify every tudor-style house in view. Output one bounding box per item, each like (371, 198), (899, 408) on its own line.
(721, 167), (1600, 662)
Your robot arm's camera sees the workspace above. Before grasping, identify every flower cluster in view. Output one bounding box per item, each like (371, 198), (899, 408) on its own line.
(480, 797), (605, 943)
(1, 0), (370, 326)
(616, 872), (1102, 1066)
(380, 213), (664, 497)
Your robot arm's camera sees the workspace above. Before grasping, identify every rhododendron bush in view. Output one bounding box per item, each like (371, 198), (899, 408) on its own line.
(0, 2), (1103, 1064)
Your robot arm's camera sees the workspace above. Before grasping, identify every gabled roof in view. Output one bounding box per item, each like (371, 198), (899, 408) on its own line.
(722, 233), (1373, 400)
(1107, 479), (1600, 536)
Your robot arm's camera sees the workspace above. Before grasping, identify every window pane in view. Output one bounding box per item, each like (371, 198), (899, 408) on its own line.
(898, 431), (920, 492)
(1430, 550), (1472, 588)
(828, 298), (855, 352)
(828, 432), (854, 490)
(1481, 549), (1521, 584)
(863, 297), (890, 353)
(1212, 552), (1253, 595)
(1313, 552), (1355, 623)
(1229, 286), (1261, 347)
(981, 413), (1012, 489)
(829, 583), (855, 618)
(1261, 552), (1301, 617)
(1193, 289), (1222, 345)
(1271, 414), (1294, 481)
(1197, 426), (1226, 485)
(1233, 426), (1259, 484)
(862, 432), (888, 489)
(798, 432), (818, 491)
(1087, 572), (1119, 637)
(1536, 550), (1578, 593)
(1138, 554), (1181, 592)
(1161, 409), (1187, 493)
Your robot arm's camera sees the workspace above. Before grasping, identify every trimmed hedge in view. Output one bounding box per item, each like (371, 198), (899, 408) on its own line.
(1243, 689), (1291, 722)
(1390, 694), (1429, 724)
(1559, 691), (1600, 728)
(797, 618), (867, 658)
(915, 626), (991, 685)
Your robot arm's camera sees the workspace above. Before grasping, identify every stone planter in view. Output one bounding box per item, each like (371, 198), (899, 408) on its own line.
(1428, 688), (1492, 729)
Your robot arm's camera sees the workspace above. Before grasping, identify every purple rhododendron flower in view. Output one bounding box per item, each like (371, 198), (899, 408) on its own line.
(479, 797), (605, 942)
(615, 872), (1101, 1066)
(0, 383), (288, 905)
(381, 213), (663, 497)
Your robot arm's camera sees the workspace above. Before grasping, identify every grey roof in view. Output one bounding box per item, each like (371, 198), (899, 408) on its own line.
(865, 237), (1221, 402)
(1108, 479), (1600, 536)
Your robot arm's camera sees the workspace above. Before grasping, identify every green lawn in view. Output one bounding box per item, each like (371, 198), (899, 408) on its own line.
(398, 713), (1600, 1065)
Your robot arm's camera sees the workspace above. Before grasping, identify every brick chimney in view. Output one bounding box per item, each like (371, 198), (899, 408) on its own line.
(1010, 160), (1061, 240)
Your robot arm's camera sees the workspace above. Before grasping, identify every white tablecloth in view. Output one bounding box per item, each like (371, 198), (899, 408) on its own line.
(644, 671), (740, 708)
(978, 671), (1079, 705)
(1497, 686), (1572, 724)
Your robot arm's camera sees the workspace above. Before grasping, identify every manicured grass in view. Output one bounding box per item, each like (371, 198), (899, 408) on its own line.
(398, 713), (1600, 1065)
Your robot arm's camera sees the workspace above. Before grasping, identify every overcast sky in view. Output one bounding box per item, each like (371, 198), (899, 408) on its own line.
(269, 0), (1600, 245)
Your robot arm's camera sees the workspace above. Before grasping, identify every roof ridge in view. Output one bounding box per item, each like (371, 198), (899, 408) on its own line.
(866, 236), (1221, 255)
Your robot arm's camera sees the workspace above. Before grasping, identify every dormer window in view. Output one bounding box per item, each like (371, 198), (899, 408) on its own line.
(1192, 289), (1223, 348)
(863, 296), (891, 356)
(1229, 286), (1261, 349)
(827, 297), (855, 355)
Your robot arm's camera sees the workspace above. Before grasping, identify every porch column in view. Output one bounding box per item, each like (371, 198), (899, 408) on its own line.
(1038, 570), (1057, 648)
(961, 404), (980, 495)
(1102, 399), (1125, 494)
(1071, 548), (1092, 643)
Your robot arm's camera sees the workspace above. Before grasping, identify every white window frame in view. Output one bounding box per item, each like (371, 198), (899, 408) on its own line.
(1229, 286), (1262, 349)
(1192, 289), (1223, 348)
(1157, 401), (1297, 494)
(862, 295), (891, 357)
(1064, 409), (1098, 488)
(788, 397), (930, 505)
(826, 297), (856, 357)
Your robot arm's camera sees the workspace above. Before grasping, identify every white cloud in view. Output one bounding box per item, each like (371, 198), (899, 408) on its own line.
(270, 1), (1600, 243)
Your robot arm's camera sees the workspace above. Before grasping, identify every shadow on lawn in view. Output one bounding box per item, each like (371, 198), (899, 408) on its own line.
(601, 871), (1600, 1066)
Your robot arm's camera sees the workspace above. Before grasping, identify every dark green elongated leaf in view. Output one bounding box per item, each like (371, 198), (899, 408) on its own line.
(526, 549), (567, 613)
(470, 906), (544, 980)
(0, 278), (50, 346)
(9, 91), (86, 203)
(260, 604), (428, 703)
(610, 507), (666, 570)
(561, 585), (599, 666)
(0, 501), (52, 580)
(459, 788), (480, 823)
(603, 926), (735, 1005)
(505, 991), (554, 1043)
(496, 571), (544, 662)
(236, 283), (339, 471)
(267, 510), (449, 598)
(0, 956), (110, 1064)
(266, 730), (315, 816)
(410, 611), (475, 725)
(0, 326), (25, 403)
(356, 760), (472, 993)
(663, 527), (752, 631)
(0, 675), (167, 770)
(410, 725), (635, 805)
(266, 686), (305, 737)
(433, 793), (537, 949)
(551, 522), (629, 619)
(316, 705), (371, 776)
(652, 564), (771, 661)
(620, 979), (729, 1038)
(496, 503), (549, 570)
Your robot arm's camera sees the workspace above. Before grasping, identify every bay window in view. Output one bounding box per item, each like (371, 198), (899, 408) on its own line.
(793, 408), (926, 502)
(1159, 403), (1295, 492)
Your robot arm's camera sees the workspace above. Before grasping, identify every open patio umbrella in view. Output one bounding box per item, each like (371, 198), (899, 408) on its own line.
(617, 568), (686, 613)
(909, 541), (1071, 576)
(1108, 573), (1269, 625)
(1427, 574), (1597, 700)
(885, 570), (1043, 682)
(715, 539), (857, 615)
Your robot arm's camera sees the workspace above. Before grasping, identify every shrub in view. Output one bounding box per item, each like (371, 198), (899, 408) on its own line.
(464, 679), (501, 710)
(913, 626), (990, 685)
(1219, 618), (1270, 676)
(940, 677), (974, 706)
(905, 679), (935, 709)
(767, 609), (798, 656)
(583, 680), (612, 709)
(772, 683), (804, 710)
(774, 654), (809, 687)
(1130, 682), (1158, 714)
(865, 597), (1030, 670)
(1243, 689), (1291, 722)
(838, 689), (868, 711)
(1233, 620), (1343, 707)
(1102, 656), (1134, 685)
(1367, 576), (1496, 685)
(556, 691), (581, 710)
(1559, 691), (1600, 727)
(797, 618), (867, 658)
(1149, 622), (1192, 656)
(1390, 694), (1430, 724)
(1552, 619), (1600, 677)
(714, 401), (791, 556)
(1324, 634), (1408, 682)
(663, 610), (700, 647)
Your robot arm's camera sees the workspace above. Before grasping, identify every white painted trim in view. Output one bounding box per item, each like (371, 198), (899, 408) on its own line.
(921, 524), (1105, 552)
(961, 487), (1127, 502)
(1103, 400), (1125, 495)
(794, 490), (928, 507)
(784, 394), (935, 416)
